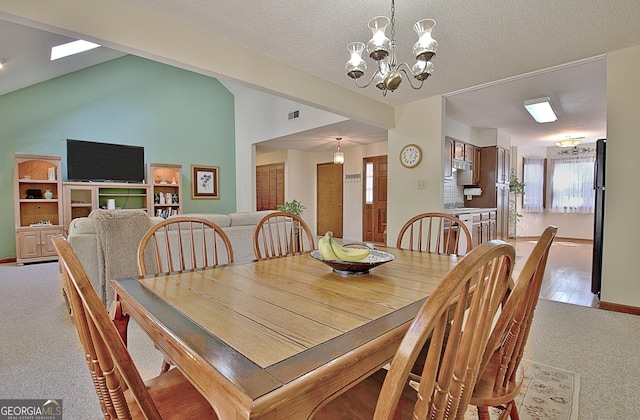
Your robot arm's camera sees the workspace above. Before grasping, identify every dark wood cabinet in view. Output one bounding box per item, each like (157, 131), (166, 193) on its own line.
(444, 137), (453, 178)
(465, 146), (510, 240)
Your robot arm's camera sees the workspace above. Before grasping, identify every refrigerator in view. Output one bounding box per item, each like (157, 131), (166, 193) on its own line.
(591, 138), (606, 296)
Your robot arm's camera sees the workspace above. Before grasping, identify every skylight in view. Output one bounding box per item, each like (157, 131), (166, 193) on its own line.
(51, 40), (101, 61)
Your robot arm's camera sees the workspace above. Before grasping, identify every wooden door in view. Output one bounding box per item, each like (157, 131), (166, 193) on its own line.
(256, 163), (284, 211)
(317, 163), (343, 238)
(363, 155), (388, 244)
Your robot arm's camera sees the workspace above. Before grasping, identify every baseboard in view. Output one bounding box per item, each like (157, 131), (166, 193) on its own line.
(598, 301), (640, 316)
(0, 257), (17, 264)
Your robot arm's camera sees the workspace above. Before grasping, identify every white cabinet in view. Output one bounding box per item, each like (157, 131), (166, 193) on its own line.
(13, 154), (63, 264)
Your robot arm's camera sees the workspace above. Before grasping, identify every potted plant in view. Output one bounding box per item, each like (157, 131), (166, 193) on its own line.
(277, 199), (305, 216)
(509, 171), (525, 238)
(277, 199), (306, 251)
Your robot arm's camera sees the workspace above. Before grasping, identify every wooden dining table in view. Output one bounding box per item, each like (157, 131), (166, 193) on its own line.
(110, 246), (459, 419)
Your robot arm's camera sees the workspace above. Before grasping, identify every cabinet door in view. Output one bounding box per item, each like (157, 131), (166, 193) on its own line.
(472, 146), (481, 185)
(454, 141), (465, 160)
(496, 186), (509, 240)
(41, 229), (62, 257)
(18, 231), (40, 259)
(497, 147), (511, 184)
(464, 144), (474, 163)
(444, 138), (453, 177)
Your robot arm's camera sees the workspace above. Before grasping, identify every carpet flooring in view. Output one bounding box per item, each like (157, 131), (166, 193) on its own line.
(1, 261), (639, 419)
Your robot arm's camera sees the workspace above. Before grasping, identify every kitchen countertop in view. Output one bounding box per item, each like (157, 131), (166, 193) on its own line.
(441, 207), (497, 215)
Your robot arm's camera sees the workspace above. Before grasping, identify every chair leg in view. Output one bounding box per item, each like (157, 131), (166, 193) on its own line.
(507, 401), (519, 420)
(496, 401), (519, 420)
(108, 299), (130, 346)
(477, 406), (491, 420)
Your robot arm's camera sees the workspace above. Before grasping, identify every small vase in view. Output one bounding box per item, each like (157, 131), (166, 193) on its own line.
(44, 190), (53, 200)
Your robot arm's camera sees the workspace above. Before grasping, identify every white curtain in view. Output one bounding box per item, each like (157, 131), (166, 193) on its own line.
(522, 157), (545, 212)
(549, 155), (595, 213)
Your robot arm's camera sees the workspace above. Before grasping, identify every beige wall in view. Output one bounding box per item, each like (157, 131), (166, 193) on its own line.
(602, 45), (640, 306)
(386, 95), (445, 244)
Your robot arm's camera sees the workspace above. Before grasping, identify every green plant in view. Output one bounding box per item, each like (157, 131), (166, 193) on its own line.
(277, 199), (306, 216)
(509, 171), (525, 235)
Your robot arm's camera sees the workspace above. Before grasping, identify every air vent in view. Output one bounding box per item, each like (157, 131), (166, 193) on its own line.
(288, 110), (300, 120)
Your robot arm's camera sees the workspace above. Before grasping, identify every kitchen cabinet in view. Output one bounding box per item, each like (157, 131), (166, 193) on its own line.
(454, 141), (465, 160)
(465, 146), (511, 240)
(13, 154), (63, 264)
(472, 146), (481, 185)
(472, 211), (497, 247)
(444, 137), (453, 177)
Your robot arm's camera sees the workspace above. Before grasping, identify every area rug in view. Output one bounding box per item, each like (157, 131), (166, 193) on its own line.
(464, 360), (580, 420)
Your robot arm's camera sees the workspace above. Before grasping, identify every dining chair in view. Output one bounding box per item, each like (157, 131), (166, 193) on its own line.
(253, 211), (315, 260)
(312, 239), (515, 420)
(51, 235), (217, 420)
(137, 216), (234, 275)
(396, 212), (473, 255)
(470, 225), (558, 420)
(136, 216), (234, 372)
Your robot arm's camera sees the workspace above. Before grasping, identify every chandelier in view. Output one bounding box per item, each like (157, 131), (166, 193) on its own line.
(555, 136), (584, 148)
(345, 0), (438, 96)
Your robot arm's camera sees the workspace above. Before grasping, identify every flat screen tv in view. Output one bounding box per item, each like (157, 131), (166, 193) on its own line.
(67, 139), (145, 183)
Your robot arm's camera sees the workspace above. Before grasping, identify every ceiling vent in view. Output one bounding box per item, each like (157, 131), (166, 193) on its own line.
(288, 110), (300, 120)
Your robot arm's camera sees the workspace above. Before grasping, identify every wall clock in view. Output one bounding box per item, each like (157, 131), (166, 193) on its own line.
(400, 144), (423, 168)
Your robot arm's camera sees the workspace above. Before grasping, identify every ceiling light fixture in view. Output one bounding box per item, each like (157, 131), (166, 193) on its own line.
(333, 138), (345, 164)
(524, 97), (558, 123)
(51, 40), (101, 61)
(0, 60), (5, 69)
(555, 136), (584, 148)
(345, 0), (438, 96)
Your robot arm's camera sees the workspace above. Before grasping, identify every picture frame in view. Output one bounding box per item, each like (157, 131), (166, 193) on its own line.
(191, 165), (219, 199)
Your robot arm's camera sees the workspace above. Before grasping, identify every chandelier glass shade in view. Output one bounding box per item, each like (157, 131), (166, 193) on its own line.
(345, 0), (438, 96)
(333, 138), (345, 164)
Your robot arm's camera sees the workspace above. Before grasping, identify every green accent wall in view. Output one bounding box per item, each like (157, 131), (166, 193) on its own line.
(0, 55), (236, 260)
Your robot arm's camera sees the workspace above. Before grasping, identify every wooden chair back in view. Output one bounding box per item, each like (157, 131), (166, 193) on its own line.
(396, 212), (473, 255)
(475, 226), (557, 402)
(52, 234), (163, 419)
(253, 211), (315, 260)
(137, 216), (234, 275)
(373, 240), (515, 419)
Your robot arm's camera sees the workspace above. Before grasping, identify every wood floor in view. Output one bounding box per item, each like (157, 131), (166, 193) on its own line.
(511, 237), (599, 308)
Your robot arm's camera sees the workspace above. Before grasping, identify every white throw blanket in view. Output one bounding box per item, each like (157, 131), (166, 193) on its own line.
(89, 209), (153, 306)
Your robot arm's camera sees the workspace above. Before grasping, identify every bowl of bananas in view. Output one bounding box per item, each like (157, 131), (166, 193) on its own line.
(312, 232), (395, 275)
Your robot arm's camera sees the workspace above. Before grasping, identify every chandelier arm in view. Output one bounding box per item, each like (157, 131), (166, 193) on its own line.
(397, 66), (425, 90)
(353, 70), (382, 89)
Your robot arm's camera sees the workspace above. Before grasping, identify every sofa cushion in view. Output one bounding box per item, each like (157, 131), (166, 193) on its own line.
(229, 210), (276, 227)
(170, 213), (231, 227)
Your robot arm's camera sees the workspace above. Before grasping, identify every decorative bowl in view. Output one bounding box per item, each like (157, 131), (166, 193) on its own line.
(310, 249), (395, 275)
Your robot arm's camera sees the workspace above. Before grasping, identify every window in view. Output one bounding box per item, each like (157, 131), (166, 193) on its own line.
(522, 157), (546, 212)
(365, 162), (374, 204)
(549, 155), (595, 213)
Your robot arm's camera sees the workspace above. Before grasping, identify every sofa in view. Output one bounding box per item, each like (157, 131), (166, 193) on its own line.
(65, 209), (276, 307)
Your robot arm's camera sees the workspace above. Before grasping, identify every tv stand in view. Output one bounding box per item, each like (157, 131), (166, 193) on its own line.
(62, 181), (151, 233)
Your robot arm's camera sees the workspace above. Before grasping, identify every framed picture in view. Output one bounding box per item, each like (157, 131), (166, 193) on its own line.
(191, 165), (219, 199)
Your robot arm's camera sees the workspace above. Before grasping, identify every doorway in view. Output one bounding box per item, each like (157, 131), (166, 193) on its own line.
(363, 155), (388, 244)
(317, 162), (343, 238)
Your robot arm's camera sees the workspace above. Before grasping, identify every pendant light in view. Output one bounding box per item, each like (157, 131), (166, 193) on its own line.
(334, 138), (345, 164)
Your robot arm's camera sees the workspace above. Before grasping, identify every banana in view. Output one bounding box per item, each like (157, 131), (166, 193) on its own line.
(328, 235), (371, 262)
(318, 232), (339, 260)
